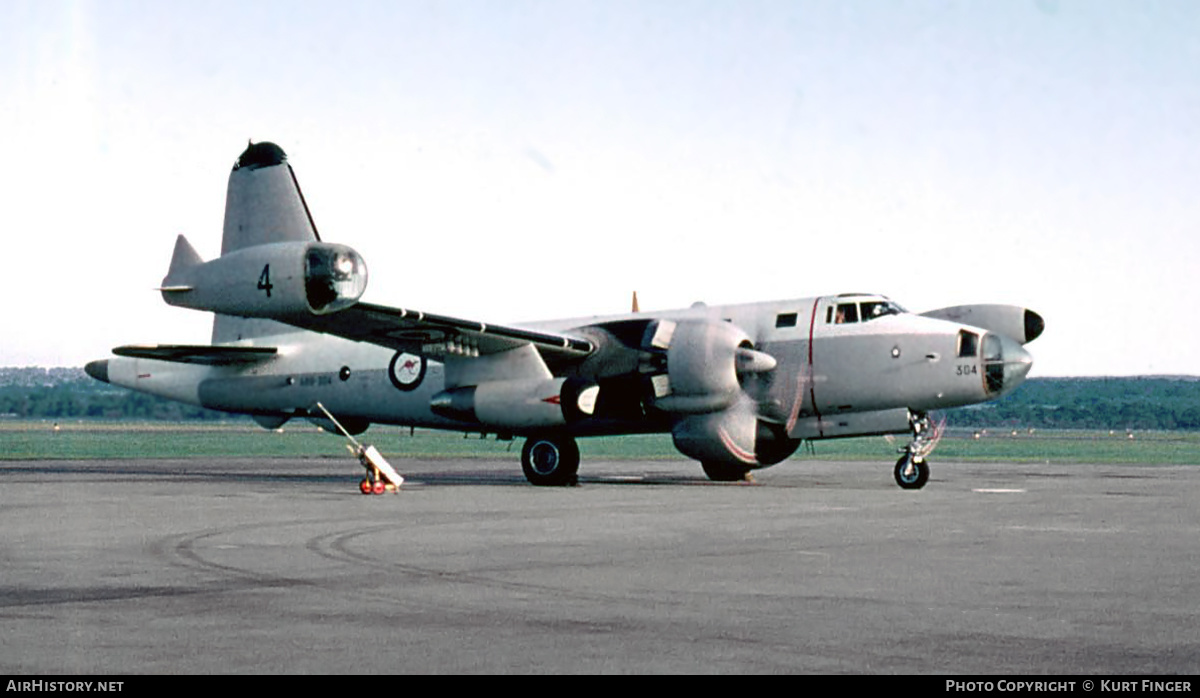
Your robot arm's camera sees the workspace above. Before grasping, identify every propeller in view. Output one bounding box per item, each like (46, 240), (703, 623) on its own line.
(644, 318), (787, 471)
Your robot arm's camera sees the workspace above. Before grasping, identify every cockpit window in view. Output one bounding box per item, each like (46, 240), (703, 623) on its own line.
(826, 298), (906, 325)
(834, 303), (859, 324)
(860, 300), (905, 321)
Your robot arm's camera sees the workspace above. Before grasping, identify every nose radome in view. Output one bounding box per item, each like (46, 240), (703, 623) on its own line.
(1003, 335), (1034, 388)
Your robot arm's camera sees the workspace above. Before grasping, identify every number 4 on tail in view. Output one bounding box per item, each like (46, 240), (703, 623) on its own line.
(257, 264), (273, 297)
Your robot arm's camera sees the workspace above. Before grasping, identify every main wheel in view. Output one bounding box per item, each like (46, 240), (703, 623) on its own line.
(701, 461), (752, 482)
(893, 454), (930, 490)
(521, 436), (580, 486)
(754, 423), (801, 466)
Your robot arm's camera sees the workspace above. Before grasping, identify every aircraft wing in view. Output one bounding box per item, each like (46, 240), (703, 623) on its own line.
(113, 344), (278, 366)
(283, 301), (596, 363)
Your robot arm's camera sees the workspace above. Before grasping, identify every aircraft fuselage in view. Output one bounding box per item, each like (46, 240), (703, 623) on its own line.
(92, 292), (1031, 443)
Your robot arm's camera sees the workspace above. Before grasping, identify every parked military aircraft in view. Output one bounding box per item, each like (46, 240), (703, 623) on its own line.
(86, 141), (1042, 491)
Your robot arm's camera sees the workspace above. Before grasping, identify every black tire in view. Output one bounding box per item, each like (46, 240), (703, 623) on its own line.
(755, 426), (801, 466)
(893, 454), (930, 490)
(701, 461), (752, 482)
(521, 436), (580, 486)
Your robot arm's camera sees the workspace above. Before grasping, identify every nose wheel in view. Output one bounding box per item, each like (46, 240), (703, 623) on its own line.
(893, 412), (942, 490)
(894, 453), (930, 489)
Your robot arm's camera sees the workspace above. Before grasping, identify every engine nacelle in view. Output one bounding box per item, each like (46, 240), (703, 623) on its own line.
(671, 394), (759, 466)
(161, 238), (367, 318)
(430, 378), (599, 431)
(649, 319), (774, 414)
(672, 399), (801, 469)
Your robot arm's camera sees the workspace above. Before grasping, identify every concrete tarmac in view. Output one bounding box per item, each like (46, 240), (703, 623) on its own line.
(1, 456), (1198, 674)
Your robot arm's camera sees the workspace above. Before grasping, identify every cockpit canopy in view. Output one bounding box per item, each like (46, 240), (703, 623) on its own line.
(826, 295), (906, 325)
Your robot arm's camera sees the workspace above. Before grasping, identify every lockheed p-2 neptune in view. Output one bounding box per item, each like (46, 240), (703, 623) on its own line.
(86, 142), (1042, 492)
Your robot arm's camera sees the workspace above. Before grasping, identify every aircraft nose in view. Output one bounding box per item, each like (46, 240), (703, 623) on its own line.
(1007, 339), (1033, 383)
(997, 334), (1033, 394)
(84, 360), (110, 384)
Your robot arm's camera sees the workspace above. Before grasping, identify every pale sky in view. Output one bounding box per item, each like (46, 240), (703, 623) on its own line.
(2, 0), (1197, 376)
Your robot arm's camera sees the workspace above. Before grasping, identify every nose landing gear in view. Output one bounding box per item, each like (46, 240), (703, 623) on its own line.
(894, 412), (942, 490)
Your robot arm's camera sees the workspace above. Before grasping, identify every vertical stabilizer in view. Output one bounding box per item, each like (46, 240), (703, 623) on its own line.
(221, 141), (320, 253)
(213, 141), (321, 343)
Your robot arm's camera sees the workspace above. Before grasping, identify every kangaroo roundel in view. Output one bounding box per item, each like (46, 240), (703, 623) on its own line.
(388, 351), (426, 391)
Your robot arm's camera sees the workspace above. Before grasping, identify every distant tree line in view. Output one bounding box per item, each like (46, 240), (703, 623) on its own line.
(0, 369), (229, 421)
(3, 369), (1200, 430)
(944, 377), (1200, 431)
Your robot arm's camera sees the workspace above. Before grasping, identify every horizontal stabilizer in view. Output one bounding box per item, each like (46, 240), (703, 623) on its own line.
(112, 344), (277, 366)
(167, 234), (204, 275)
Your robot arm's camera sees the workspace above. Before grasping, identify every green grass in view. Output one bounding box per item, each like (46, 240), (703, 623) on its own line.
(2, 420), (1199, 465)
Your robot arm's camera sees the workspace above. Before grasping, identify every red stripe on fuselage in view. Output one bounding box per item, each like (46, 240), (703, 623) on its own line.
(806, 297), (824, 438)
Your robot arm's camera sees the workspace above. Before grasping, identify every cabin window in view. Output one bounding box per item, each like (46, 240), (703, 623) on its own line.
(775, 312), (798, 328)
(957, 330), (979, 358)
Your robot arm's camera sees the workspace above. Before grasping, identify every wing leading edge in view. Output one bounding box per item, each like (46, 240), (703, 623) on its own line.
(283, 301), (595, 364)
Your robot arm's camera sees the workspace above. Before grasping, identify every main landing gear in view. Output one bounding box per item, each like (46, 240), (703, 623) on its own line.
(893, 412), (943, 490)
(521, 435), (580, 487)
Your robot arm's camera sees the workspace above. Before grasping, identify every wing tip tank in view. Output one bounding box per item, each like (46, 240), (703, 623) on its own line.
(1024, 309), (1045, 344)
(84, 360), (109, 384)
